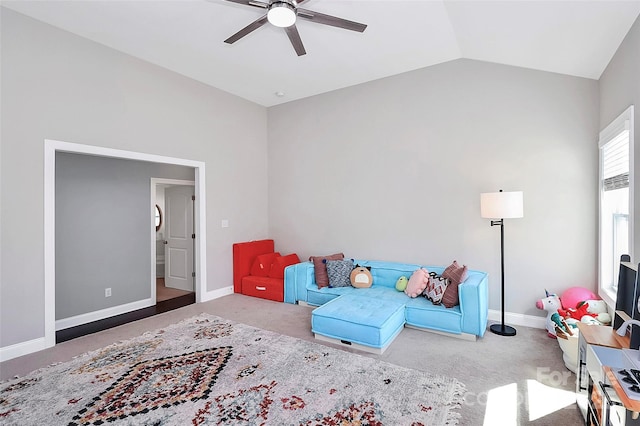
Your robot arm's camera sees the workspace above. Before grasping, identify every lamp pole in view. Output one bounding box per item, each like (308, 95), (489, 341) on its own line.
(490, 216), (516, 336)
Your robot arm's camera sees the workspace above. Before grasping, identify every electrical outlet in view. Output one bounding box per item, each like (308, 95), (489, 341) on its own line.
(105, 288), (112, 297)
(221, 219), (229, 228)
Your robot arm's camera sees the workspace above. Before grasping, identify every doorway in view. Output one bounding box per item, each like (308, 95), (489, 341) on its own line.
(152, 179), (196, 305)
(44, 140), (207, 348)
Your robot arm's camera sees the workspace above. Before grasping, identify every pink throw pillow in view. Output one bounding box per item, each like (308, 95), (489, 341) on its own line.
(405, 268), (429, 298)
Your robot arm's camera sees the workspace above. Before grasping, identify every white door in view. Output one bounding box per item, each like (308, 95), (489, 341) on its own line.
(164, 185), (194, 292)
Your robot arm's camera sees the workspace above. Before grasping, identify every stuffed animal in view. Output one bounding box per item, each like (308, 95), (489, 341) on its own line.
(395, 276), (408, 292)
(551, 312), (578, 336)
(582, 299), (607, 314)
(580, 300), (612, 325)
(558, 302), (596, 322)
(551, 313), (565, 333)
(557, 300), (611, 325)
(580, 316), (601, 325)
(350, 265), (373, 288)
(537, 286), (611, 327)
(405, 268), (429, 298)
(535, 290), (562, 338)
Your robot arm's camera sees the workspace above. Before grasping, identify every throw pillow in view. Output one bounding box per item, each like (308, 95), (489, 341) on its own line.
(424, 272), (449, 305)
(268, 253), (301, 279)
(405, 268), (429, 298)
(440, 260), (469, 308)
(350, 265), (373, 288)
(326, 259), (354, 288)
(309, 253), (344, 288)
(250, 252), (280, 277)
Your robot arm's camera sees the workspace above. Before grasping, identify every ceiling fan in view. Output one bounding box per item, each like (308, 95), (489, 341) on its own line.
(222, 0), (367, 56)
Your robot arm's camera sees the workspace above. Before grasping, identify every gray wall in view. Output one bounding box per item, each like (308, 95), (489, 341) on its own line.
(1, 8), (269, 347)
(599, 14), (640, 262)
(268, 58), (599, 318)
(55, 153), (193, 320)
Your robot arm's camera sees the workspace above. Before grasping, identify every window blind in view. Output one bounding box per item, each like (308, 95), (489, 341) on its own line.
(602, 129), (630, 191)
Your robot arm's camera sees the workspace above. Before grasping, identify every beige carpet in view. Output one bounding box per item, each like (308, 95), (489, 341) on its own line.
(0, 294), (582, 425)
(2, 314), (465, 425)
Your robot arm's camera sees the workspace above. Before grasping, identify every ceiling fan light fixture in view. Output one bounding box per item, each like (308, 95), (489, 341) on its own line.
(267, 2), (296, 28)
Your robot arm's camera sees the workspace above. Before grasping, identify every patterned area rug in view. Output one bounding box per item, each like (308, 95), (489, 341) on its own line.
(1, 314), (465, 425)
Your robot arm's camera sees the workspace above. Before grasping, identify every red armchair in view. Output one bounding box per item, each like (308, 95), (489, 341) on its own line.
(232, 239), (299, 302)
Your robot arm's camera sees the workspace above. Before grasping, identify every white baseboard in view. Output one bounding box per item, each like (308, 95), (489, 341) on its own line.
(55, 298), (155, 331)
(488, 309), (546, 330)
(200, 286), (233, 303)
(0, 337), (47, 363)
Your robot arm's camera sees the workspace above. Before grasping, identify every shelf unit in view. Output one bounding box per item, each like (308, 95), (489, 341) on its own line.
(576, 322), (629, 425)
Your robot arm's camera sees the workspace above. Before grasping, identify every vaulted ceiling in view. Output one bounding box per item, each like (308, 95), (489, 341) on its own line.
(3, 0), (640, 106)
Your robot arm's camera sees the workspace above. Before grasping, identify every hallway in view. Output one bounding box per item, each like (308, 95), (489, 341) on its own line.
(156, 278), (193, 302)
(55, 280), (195, 343)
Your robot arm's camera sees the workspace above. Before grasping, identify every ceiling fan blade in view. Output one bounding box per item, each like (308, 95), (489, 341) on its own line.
(297, 8), (367, 32)
(285, 24), (306, 56)
(223, 0), (269, 8)
(224, 14), (269, 44)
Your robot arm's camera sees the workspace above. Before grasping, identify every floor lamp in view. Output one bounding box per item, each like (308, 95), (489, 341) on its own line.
(480, 190), (524, 337)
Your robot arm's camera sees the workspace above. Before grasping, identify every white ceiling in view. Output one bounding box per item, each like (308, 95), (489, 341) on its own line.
(3, 0), (640, 107)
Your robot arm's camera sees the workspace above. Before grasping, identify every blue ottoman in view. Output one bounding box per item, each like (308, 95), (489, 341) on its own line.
(311, 294), (406, 354)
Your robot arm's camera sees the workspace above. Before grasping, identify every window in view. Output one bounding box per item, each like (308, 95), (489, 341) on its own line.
(599, 105), (634, 306)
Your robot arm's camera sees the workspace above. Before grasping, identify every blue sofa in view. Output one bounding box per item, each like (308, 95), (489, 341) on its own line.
(284, 260), (489, 340)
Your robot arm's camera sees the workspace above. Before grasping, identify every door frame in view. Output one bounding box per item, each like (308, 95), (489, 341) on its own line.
(151, 179), (195, 301)
(44, 139), (207, 349)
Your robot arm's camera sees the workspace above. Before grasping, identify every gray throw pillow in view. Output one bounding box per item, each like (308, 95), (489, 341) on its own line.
(326, 259), (354, 288)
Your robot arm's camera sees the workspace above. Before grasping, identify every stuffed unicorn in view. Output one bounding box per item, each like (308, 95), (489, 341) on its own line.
(535, 290), (563, 338)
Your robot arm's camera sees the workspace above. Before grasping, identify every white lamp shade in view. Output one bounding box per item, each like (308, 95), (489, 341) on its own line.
(480, 191), (524, 219)
(267, 3), (296, 28)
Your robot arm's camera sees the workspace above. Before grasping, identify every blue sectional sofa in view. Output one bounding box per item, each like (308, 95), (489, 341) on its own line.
(284, 260), (489, 350)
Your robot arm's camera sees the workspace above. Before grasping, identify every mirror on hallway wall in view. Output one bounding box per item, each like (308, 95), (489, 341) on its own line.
(155, 204), (162, 232)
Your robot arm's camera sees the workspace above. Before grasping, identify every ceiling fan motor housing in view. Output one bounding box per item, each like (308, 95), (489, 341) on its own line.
(267, 1), (297, 28)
